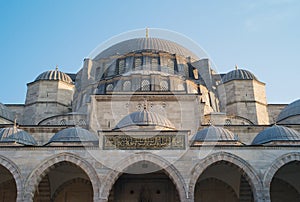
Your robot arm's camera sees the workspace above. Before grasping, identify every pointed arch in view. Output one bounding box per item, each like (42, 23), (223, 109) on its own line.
(188, 152), (263, 201)
(0, 155), (23, 202)
(23, 152), (101, 201)
(100, 152), (187, 201)
(264, 152), (300, 187)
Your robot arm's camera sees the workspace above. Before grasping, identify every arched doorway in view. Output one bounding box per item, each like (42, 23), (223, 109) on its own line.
(270, 161), (300, 202)
(0, 164), (17, 202)
(194, 161), (254, 202)
(33, 161), (93, 202)
(108, 161), (180, 202)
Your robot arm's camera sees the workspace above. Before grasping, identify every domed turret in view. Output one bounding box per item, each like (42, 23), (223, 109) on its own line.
(222, 68), (257, 83)
(23, 67), (75, 125)
(35, 67), (73, 84)
(217, 66), (269, 125)
(277, 99), (300, 124)
(252, 125), (300, 145)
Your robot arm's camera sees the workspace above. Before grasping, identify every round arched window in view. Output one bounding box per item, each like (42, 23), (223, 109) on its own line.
(60, 119), (67, 126)
(78, 119), (86, 126)
(160, 80), (169, 91)
(134, 57), (142, 70)
(106, 84), (114, 91)
(225, 119), (232, 125)
(123, 81), (131, 91)
(141, 80), (150, 91)
(151, 58), (159, 70)
(118, 59), (125, 74)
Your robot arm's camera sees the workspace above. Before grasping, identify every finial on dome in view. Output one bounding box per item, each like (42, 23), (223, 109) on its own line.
(55, 65), (59, 71)
(146, 27), (149, 39)
(235, 64), (238, 70)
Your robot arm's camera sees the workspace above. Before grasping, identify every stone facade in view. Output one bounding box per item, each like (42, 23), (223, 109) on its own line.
(0, 36), (300, 202)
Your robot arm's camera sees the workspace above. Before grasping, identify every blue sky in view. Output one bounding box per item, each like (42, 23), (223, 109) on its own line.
(0, 0), (299, 104)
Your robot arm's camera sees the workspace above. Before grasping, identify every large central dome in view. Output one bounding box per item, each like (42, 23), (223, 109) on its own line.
(93, 38), (199, 60)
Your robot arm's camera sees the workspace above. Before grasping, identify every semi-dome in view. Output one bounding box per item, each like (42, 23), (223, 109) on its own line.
(94, 37), (199, 60)
(0, 103), (14, 121)
(222, 69), (258, 83)
(48, 127), (98, 144)
(192, 126), (239, 142)
(277, 99), (300, 122)
(0, 127), (37, 146)
(114, 109), (175, 130)
(35, 68), (73, 84)
(252, 125), (300, 145)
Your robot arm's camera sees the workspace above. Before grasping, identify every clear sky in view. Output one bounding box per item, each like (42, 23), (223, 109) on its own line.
(0, 0), (299, 104)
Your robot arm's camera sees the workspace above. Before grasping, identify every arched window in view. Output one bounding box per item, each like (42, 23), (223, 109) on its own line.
(134, 57), (142, 70)
(160, 80), (169, 91)
(123, 81), (131, 91)
(118, 59), (125, 74)
(60, 119), (67, 126)
(151, 58), (159, 70)
(225, 119), (232, 125)
(106, 84), (114, 91)
(141, 80), (150, 91)
(78, 119), (86, 126)
(167, 58), (175, 74)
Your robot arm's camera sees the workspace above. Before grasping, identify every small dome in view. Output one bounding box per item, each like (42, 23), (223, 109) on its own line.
(0, 127), (22, 140)
(277, 99), (300, 122)
(222, 69), (258, 83)
(0, 103), (14, 121)
(114, 109), (175, 130)
(192, 126), (239, 142)
(252, 125), (300, 145)
(35, 69), (73, 84)
(0, 127), (37, 146)
(48, 127), (98, 143)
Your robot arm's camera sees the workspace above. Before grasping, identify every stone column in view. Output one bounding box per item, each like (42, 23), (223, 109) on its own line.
(23, 193), (34, 202)
(260, 187), (271, 202)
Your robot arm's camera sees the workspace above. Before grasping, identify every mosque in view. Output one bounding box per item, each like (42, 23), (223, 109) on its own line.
(0, 32), (300, 202)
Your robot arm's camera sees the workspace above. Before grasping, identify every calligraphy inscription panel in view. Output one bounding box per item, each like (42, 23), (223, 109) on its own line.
(103, 135), (185, 150)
